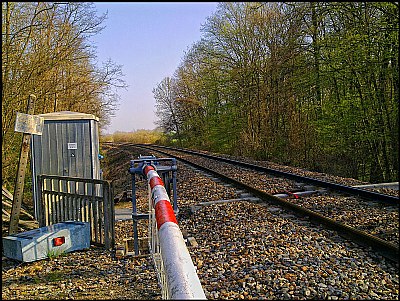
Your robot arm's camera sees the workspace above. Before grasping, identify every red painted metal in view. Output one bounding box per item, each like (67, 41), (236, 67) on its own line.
(150, 176), (164, 189)
(143, 165), (155, 176)
(155, 199), (178, 230)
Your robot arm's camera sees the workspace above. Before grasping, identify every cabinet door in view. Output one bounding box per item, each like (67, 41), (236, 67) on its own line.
(64, 120), (93, 179)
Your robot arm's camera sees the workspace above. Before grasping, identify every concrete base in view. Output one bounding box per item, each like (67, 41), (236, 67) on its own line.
(2, 221), (90, 262)
(115, 237), (150, 258)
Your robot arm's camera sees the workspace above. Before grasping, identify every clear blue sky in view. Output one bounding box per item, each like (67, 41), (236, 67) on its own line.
(91, 2), (219, 134)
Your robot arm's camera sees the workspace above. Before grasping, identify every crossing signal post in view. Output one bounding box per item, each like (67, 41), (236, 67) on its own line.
(9, 94), (43, 234)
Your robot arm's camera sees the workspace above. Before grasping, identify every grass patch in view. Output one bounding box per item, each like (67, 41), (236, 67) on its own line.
(47, 249), (67, 260)
(45, 271), (64, 282)
(29, 271), (64, 284)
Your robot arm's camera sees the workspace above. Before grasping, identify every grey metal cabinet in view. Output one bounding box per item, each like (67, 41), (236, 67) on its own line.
(31, 111), (101, 219)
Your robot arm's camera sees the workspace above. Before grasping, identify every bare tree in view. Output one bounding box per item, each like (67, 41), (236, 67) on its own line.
(2, 2), (127, 188)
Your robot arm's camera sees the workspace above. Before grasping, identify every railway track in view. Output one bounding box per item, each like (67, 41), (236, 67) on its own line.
(141, 144), (399, 204)
(100, 142), (399, 300)
(113, 142), (399, 263)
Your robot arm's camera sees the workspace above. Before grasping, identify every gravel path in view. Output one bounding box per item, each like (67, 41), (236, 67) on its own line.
(2, 238), (161, 300)
(173, 158), (399, 300)
(181, 202), (399, 300)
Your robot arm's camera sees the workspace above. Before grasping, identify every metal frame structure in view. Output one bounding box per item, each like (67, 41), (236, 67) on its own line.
(37, 174), (115, 249)
(128, 155), (178, 255)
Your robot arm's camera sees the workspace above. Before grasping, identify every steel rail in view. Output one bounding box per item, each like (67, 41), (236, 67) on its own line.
(137, 144), (399, 264)
(141, 144), (399, 205)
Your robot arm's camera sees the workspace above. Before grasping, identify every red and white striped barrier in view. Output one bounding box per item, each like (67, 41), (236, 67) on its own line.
(143, 165), (206, 300)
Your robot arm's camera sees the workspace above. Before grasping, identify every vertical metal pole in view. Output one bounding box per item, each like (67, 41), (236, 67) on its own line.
(172, 159), (178, 214)
(37, 175), (43, 227)
(131, 167), (139, 255)
(163, 172), (170, 195)
(9, 94), (36, 234)
(103, 182), (110, 249)
(132, 173), (137, 214)
(110, 181), (115, 249)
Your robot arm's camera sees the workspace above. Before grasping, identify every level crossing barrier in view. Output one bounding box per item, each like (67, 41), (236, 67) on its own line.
(129, 156), (178, 256)
(142, 162), (206, 299)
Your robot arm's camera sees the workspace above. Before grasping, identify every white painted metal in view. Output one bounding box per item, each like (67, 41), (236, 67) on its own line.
(146, 166), (206, 300)
(147, 170), (159, 181)
(37, 111), (99, 121)
(14, 112), (44, 135)
(151, 185), (170, 205)
(158, 222), (206, 299)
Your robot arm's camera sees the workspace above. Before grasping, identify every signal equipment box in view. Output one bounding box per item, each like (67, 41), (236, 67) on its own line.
(30, 111), (101, 220)
(2, 221), (90, 262)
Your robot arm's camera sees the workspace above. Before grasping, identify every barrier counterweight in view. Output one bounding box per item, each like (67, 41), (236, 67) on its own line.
(144, 165), (206, 300)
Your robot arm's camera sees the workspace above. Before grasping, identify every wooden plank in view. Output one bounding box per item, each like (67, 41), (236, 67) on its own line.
(2, 198), (35, 220)
(110, 182), (115, 249)
(3, 214), (38, 228)
(2, 186), (13, 200)
(73, 186), (78, 221)
(51, 181), (56, 224)
(43, 192), (48, 226)
(3, 208), (11, 217)
(51, 179), (56, 224)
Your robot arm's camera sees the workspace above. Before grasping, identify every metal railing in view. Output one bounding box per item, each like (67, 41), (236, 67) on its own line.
(143, 164), (206, 299)
(129, 156), (178, 256)
(37, 175), (115, 249)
